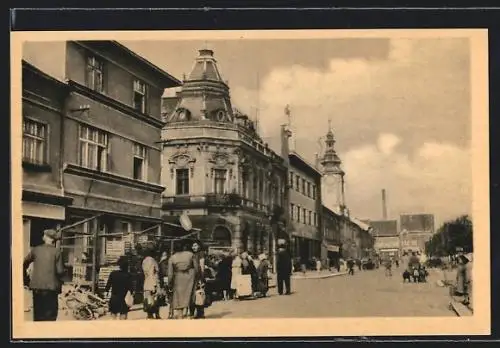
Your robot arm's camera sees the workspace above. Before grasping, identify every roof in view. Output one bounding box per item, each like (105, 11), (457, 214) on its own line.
(188, 49), (224, 82)
(349, 216), (371, 231)
(289, 151), (323, 178)
(400, 214), (435, 233)
(369, 220), (399, 237)
(22, 60), (68, 88)
(112, 41), (183, 87)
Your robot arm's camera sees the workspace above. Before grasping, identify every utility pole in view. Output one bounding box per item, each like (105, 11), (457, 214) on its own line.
(91, 217), (99, 294)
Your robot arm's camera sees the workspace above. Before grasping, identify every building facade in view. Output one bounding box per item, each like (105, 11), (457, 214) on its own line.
(288, 152), (323, 263)
(22, 40), (182, 283)
(321, 205), (342, 265)
(160, 48), (288, 265)
(22, 61), (73, 256)
(369, 220), (400, 259)
(400, 213), (435, 255)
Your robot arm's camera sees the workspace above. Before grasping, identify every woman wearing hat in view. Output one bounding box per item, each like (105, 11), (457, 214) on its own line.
(23, 229), (65, 321)
(256, 253), (270, 297)
(105, 256), (133, 320)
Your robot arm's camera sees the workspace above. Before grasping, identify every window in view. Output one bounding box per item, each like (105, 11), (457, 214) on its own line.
(176, 169), (189, 195)
(302, 179), (306, 195)
(214, 169), (227, 194)
(133, 143), (147, 180)
(23, 118), (47, 164)
(295, 175), (300, 191)
(290, 204), (295, 220)
(296, 206), (301, 223)
(308, 211), (312, 225)
(86, 56), (104, 92)
(307, 182), (311, 197)
(313, 213), (317, 226)
(289, 172), (294, 187)
(133, 80), (147, 113)
(312, 185), (317, 200)
(79, 125), (108, 171)
(302, 208), (306, 224)
(120, 222), (132, 233)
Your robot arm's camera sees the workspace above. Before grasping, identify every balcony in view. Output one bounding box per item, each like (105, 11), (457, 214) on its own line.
(162, 193), (277, 215)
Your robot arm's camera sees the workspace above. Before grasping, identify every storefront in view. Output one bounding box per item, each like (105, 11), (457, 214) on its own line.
(22, 194), (72, 256)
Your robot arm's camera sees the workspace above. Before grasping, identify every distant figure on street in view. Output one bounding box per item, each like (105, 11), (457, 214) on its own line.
(316, 258), (322, 273)
(230, 249), (242, 299)
(23, 229), (64, 321)
(216, 251), (233, 301)
(356, 259), (362, 271)
(189, 241), (207, 319)
(276, 242), (292, 295)
(384, 259), (393, 277)
(347, 258), (355, 275)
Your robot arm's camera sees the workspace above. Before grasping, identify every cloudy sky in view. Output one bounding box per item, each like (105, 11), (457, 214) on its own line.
(23, 36), (472, 226)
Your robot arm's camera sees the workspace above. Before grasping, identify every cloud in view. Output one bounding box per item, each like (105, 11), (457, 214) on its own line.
(378, 133), (401, 155)
(341, 134), (471, 226)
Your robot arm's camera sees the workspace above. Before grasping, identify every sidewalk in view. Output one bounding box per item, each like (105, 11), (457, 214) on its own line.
(291, 270), (348, 280)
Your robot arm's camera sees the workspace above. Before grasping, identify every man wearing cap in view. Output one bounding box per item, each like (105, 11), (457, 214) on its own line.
(23, 229), (65, 321)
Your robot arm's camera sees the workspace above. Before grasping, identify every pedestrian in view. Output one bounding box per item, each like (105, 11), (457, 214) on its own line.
(256, 253), (270, 297)
(276, 242), (292, 295)
(241, 252), (258, 296)
(316, 258), (322, 273)
(216, 251), (233, 301)
(347, 258), (355, 275)
(23, 229), (64, 321)
(189, 241), (206, 319)
(142, 243), (161, 319)
(105, 256), (133, 320)
(168, 241), (197, 319)
(158, 251), (172, 318)
(455, 254), (471, 306)
(356, 259), (362, 271)
(384, 259), (393, 277)
(230, 248), (242, 299)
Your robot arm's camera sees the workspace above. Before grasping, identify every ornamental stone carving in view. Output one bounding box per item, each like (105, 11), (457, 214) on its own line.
(168, 152), (196, 178)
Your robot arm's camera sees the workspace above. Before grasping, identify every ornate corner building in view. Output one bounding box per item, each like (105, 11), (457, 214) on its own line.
(160, 48), (288, 260)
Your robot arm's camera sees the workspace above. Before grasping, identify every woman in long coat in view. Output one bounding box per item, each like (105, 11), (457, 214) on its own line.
(142, 246), (161, 319)
(456, 254), (471, 305)
(216, 252), (233, 301)
(167, 241), (197, 319)
(230, 249), (242, 298)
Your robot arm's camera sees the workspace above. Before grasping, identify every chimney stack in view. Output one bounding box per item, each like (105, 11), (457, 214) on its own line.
(382, 189), (388, 220)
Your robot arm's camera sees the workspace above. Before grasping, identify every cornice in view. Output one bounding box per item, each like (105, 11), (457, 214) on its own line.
(64, 163), (165, 194)
(67, 80), (164, 129)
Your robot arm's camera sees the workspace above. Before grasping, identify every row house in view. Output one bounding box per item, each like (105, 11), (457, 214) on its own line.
(288, 151), (323, 263)
(160, 48), (288, 268)
(22, 40), (182, 283)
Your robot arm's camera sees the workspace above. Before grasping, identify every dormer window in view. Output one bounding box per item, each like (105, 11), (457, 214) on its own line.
(216, 110), (226, 122)
(133, 80), (147, 113)
(86, 56), (104, 93)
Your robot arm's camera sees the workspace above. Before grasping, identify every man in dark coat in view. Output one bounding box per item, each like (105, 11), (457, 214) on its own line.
(23, 229), (64, 321)
(276, 242), (292, 295)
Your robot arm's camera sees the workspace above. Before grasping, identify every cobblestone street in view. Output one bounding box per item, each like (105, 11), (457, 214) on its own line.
(105, 267), (453, 320)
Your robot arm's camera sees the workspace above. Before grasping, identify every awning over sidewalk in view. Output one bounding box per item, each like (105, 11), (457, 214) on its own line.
(326, 245), (340, 252)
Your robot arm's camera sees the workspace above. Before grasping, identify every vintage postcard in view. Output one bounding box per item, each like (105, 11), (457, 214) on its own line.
(11, 29), (490, 339)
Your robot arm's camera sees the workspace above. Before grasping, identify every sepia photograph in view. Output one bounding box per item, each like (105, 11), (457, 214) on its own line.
(11, 29), (490, 338)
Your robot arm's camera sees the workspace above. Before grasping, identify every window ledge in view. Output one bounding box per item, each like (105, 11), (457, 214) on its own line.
(22, 161), (52, 172)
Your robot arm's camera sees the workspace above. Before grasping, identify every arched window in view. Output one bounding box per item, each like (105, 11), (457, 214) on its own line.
(212, 226), (232, 247)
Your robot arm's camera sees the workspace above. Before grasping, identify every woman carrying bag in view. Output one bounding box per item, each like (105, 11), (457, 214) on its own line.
(105, 256), (134, 320)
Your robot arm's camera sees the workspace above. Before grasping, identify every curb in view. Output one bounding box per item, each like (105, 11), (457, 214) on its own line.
(291, 272), (348, 280)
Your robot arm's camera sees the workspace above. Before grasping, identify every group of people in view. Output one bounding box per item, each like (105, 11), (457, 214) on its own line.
(23, 229), (295, 322)
(105, 240), (208, 320)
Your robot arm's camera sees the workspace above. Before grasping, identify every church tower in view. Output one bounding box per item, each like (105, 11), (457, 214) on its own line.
(320, 120), (346, 215)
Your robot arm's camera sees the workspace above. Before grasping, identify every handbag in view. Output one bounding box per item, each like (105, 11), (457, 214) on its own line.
(125, 291), (134, 308)
(194, 282), (206, 307)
